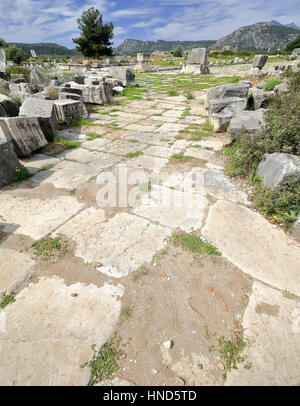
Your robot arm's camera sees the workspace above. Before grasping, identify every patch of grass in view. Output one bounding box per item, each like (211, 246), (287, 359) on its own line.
(263, 78), (281, 91)
(58, 116), (95, 129)
(185, 90), (195, 100)
(41, 163), (55, 171)
(126, 151), (144, 158)
(168, 90), (179, 96)
(54, 136), (81, 149)
(0, 295), (15, 309)
(217, 332), (249, 376)
(83, 339), (121, 386)
(171, 153), (193, 161)
(121, 306), (133, 319)
(202, 122), (213, 132)
(190, 135), (203, 141)
(11, 167), (32, 183)
(31, 234), (68, 260)
(47, 87), (59, 100)
(86, 132), (102, 140)
(173, 233), (221, 256)
(131, 267), (149, 281)
(282, 289), (298, 300)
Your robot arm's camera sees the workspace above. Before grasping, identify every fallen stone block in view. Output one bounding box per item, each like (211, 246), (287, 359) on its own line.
(206, 83), (250, 107)
(253, 55), (268, 69)
(108, 67), (135, 86)
(208, 96), (247, 115)
(0, 94), (19, 117)
(19, 97), (57, 141)
(53, 99), (89, 124)
(30, 69), (50, 87)
(0, 129), (24, 186)
(257, 152), (300, 188)
(210, 111), (234, 132)
(228, 109), (266, 139)
(81, 83), (112, 105)
(249, 88), (274, 110)
(0, 117), (48, 157)
(181, 64), (210, 74)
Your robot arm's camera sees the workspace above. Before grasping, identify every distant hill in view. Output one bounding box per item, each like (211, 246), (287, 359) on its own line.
(114, 39), (216, 56)
(8, 43), (80, 57)
(214, 21), (300, 51)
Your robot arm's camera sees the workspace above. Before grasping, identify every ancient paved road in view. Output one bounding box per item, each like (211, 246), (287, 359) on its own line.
(0, 69), (300, 386)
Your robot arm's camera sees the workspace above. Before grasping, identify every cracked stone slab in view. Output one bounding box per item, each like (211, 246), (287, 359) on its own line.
(154, 123), (186, 134)
(192, 136), (232, 151)
(133, 185), (208, 232)
(0, 277), (123, 385)
(203, 169), (248, 203)
(55, 210), (171, 278)
(56, 148), (105, 164)
(226, 281), (300, 386)
(126, 154), (168, 173)
(20, 154), (61, 175)
(32, 160), (101, 190)
(0, 248), (35, 299)
(185, 147), (215, 161)
(80, 138), (113, 150)
(58, 129), (88, 141)
(0, 194), (83, 239)
(143, 145), (181, 159)
(101, 139), (147, 155)
(202, 200), (300, 296)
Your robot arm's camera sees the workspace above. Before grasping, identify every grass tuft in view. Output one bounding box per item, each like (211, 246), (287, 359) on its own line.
(173, 233), (221, 255)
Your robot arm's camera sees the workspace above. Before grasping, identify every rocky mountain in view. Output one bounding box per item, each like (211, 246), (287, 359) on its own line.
(8, 43), (80, 57)
(214, 21), (300, 51)
(114, 39), (216, 56)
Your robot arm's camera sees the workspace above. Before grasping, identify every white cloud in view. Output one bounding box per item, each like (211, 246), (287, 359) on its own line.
(109, 8), (161, 18)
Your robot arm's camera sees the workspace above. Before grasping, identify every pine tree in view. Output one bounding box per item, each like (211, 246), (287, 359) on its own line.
(73, 7), (114, 57)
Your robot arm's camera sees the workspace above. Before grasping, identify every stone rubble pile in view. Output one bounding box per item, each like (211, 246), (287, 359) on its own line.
(0, 65), (136, 184)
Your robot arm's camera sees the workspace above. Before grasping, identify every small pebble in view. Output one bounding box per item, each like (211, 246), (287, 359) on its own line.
(163, 340), (174, 349)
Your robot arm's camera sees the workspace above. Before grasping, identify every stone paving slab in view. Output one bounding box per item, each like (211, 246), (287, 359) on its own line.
(0, 277), (123, 385)
(32, 160), (101, 190)
(20, 154), (61, 175)
(101, 139), (148, 155)
(57, 148), (105, 164)
(226, 281), (300, 386)
(0, 248), (35, 299)
(56, 210), (171, 278)
(143, 145), (182, 159)
(0, 194), (83, 239)
(133, 185), (208, 232)
(126, 154), (169, 173)
(202, 200), (300, 296)
(185, 147), (215, 161)
(81, 138), (113, 150)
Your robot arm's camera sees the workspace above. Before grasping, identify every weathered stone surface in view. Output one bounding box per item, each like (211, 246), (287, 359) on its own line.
(0, 78), (10, 94)
(133, 185), (209, 232)
(202, 200), (300, 296)
(249, 88), (274, 110)
(20, 153), (60, 175)
(208, 97), (247, 115)
(0, 194), (83, 239)
(0, 48), (5, 73)
(53, 99), (89, 123)
(203, 169), (248, 203)
(257, 153), (300, 188)
(108, 67), (135, 86)
(19, 98), (57, 141)
(181, 64), (210, 74)
(0, 277), (123, 385)
(30, 69), (49, 87)
(226, 281), (300, 386)
(210, 111), (233, 132)
(0, 129), (23, 187)
(187, 48), (209, 65)
(81, 83), (112, 105)
(206, 83), (250, 106)
(0, 117), (48, 157)
(97, 377), (136, 386)
(136, 53), (151, 72)
(228, 109), (266, 139)
(253, 55), (268, 69)
(0, 248), (34, 299)
(32, 160), (101, 190)
(0, 94), (19, 117)
(55, 210), (171, 278)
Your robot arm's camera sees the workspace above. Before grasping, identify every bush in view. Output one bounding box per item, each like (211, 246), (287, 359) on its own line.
(285, 34), (300, 52)
(5, 46), (27, 65)
(225, 72), (300, 177)
(263, 78), (281, 91)
(253, 176), (300, 229)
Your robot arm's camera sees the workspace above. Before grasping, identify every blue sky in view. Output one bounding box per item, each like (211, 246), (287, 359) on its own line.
(0, 0), (300, 48)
